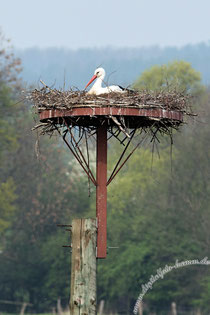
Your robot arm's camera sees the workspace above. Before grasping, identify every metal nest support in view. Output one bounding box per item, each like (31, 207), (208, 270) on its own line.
(32, 113), (178, 185)
(30, 86), (195, 258)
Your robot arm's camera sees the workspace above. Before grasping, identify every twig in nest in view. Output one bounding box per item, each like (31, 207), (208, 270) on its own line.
(110, 116), (130, 139)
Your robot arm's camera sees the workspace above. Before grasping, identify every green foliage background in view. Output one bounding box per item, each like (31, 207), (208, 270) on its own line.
(0, 38), (210, 315)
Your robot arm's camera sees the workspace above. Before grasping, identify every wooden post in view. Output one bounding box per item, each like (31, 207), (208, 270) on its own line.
(171, 302), (177, 315)
(70, 218), (97, 315)
(98, 300), (105, 315)
(57, 298), (63, 315)
(20, 302), (27, 315)
(138, 301), (143, 315)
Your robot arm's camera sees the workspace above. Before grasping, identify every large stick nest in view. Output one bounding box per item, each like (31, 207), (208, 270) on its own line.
(31, 85), (192, 112)
(30, 84), (195, 145)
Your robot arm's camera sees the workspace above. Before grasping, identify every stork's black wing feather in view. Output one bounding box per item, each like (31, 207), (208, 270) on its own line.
(118, 86), (136, 94)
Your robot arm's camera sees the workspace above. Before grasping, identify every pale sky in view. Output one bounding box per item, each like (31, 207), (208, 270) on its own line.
(0, 0), (210, 49)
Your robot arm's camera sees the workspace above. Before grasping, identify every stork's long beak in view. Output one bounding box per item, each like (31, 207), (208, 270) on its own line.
(85, 74), (97, 89)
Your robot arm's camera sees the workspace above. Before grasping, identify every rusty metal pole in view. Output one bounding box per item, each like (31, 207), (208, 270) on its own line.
(96, 125), (107, 259)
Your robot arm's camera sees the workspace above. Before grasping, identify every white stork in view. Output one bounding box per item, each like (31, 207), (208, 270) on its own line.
(85, 67), (126, 95)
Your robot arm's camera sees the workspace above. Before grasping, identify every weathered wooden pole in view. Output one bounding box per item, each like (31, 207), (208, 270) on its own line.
(70, 218), (97, 315)
(171, 302), (177, 315)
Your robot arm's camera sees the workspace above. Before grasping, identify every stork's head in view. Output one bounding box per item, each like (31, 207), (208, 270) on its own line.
(94, 67), (105, 78)
(85, 67), (105, 89)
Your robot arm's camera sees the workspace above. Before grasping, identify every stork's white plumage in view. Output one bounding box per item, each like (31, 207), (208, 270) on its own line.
(85, 67), (125, 95)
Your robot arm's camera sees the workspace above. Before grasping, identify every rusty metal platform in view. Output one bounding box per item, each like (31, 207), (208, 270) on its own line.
(39, 106), (183, 128)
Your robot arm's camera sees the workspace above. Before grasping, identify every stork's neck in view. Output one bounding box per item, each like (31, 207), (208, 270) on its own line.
(93, 76), (103, 89)
(88, 73), (106, 95)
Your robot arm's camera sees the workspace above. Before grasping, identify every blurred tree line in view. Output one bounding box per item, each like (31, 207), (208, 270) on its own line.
(0, 33), (210, 314)
(17, 42), (210, 90)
